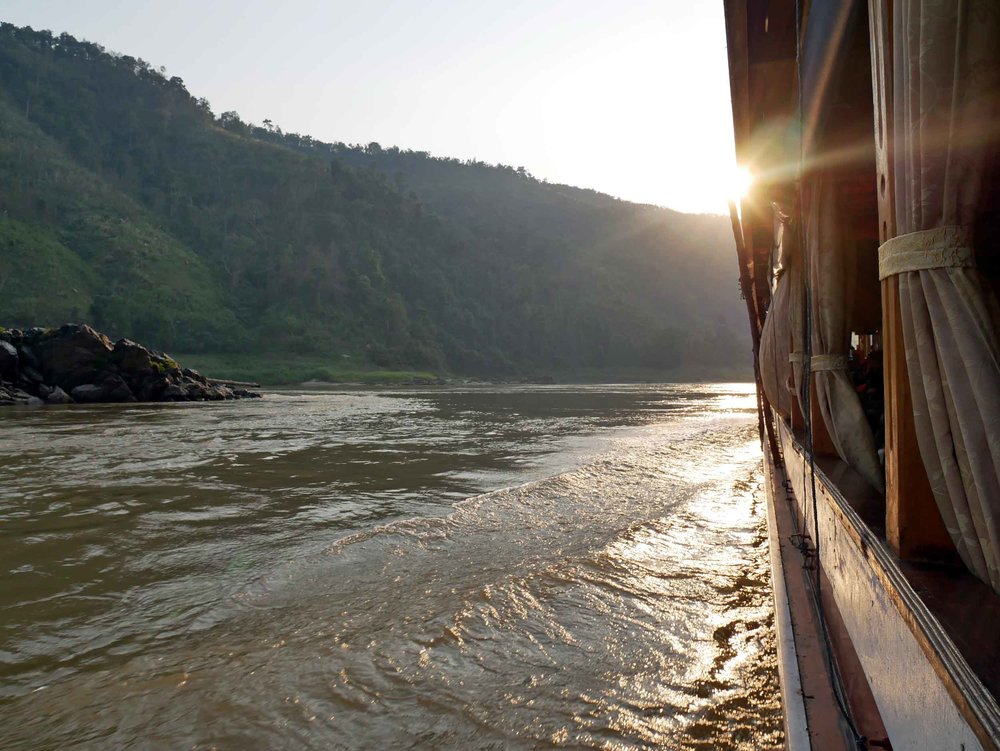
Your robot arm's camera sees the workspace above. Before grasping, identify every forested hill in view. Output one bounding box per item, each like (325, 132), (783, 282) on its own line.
(0, 22), (748, 378)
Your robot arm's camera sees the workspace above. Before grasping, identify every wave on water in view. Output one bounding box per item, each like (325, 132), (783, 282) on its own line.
(2, 411), (781, 750)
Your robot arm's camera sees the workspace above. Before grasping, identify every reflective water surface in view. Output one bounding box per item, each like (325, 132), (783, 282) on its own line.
(0, 384), (781, 749)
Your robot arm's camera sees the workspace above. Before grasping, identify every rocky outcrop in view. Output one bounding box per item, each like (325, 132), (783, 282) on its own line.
(0, 324), (261, 406)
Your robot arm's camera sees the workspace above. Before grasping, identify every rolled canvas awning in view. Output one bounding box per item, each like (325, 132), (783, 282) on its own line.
(760, 213), (795, 419)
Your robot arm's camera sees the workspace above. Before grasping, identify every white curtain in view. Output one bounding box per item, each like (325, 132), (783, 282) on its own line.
(810, 175), (886, 492)
(787, 220), (807, 417)
(883, 0), (1000, 590)
(760, 215), (794, 418)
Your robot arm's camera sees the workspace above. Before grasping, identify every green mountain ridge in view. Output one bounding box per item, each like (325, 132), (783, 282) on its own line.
(0, 22), (748, 378)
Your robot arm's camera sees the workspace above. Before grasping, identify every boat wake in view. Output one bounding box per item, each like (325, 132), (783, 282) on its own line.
(2, 415), (781, 750)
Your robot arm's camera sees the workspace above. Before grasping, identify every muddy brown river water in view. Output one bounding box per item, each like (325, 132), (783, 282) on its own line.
(0, 384), (781, 749)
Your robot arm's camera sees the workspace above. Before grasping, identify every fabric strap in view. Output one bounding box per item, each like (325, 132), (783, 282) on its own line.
(811, 354), (847, 371)
(878, 225), (976, 280)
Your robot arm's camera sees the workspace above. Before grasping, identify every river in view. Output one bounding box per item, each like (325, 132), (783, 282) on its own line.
(0, 383), (781, 749)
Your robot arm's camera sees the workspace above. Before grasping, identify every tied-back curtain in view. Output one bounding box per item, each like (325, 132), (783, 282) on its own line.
(787, 221), (807, 414)
(882, 0), (1000, 590)
(760, 216), (794, 418)
(809, 175), (886, 492)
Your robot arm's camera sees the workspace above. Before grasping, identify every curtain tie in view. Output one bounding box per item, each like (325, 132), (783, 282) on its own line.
(878, 225), (975, 280)
(788, 352), (803, 364)
(811, 354), (847, 371)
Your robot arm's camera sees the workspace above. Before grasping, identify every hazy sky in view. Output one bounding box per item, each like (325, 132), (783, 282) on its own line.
(0, 0), (738, 214)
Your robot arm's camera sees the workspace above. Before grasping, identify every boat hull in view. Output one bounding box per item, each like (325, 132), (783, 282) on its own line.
(766, 419), (997, 750)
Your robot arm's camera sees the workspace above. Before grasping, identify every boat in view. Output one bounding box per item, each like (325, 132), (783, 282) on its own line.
(722, 1), (1000, 748)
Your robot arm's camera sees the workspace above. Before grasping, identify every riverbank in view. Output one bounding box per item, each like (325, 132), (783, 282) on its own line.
(174, 353), (446, 387)
(176, 352), (754, 388)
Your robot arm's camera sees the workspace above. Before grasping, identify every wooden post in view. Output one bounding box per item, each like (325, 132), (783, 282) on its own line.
(809, 374), (839, 457)
(869, 0), (956, 561)
(881, 278), (955, 558)
(791, 386), (806, 431)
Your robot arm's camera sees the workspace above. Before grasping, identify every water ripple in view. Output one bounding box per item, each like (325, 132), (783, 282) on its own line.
(0, 384), (779, 749)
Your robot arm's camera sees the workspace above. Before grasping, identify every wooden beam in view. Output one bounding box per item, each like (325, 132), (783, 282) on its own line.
(791, 377), (806, 431)
(881, 278), (955, 559)
(724, 0), (753, 157)
(809, 374), (839, 457)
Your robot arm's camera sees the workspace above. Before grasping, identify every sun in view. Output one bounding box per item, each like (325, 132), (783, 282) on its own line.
(728, 166), (754, 203)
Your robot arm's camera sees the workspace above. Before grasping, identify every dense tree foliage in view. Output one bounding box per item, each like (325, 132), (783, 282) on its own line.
(0, 23), (747, 376)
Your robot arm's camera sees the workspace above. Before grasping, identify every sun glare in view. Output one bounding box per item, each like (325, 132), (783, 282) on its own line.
(728, 167), (753, 203)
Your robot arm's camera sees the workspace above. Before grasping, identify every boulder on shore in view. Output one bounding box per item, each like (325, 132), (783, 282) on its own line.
(0, 340), (18, 378)
(0, 323), (261, 406)
(45, 386), (73, 405)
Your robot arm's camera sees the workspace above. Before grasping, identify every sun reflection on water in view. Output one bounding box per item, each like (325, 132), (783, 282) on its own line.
(592, 457), (778, 748)
(699, 383), (758, 413)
